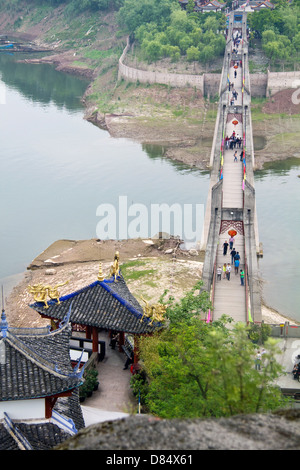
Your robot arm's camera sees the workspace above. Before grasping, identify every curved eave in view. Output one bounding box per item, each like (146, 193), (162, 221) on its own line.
(30, 278), (164, 335)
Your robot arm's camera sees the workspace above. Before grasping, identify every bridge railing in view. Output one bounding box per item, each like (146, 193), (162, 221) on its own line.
(207, 254), (217, 323)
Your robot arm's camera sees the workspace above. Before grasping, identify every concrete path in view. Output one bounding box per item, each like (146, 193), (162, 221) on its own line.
(81, 331), (138, 426)
(213, 231), (246, 322)
(212, 33), (247, 323)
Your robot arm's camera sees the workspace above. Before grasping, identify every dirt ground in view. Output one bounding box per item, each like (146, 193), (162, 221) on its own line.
(6, 237), (298, 329)
(5, 237), (205, 328)
(262, 89), (300, 115)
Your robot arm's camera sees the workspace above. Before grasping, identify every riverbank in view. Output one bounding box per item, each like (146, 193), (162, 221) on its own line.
(1, 5), (299, 171)
(0, 5), (299, 328)
(5, 238), (299, 329)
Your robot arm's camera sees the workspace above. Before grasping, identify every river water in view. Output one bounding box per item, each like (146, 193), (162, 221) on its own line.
(0, 53), (299, 322)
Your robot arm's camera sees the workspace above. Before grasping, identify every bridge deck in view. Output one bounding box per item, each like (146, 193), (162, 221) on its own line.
(212, 34), (247, 322)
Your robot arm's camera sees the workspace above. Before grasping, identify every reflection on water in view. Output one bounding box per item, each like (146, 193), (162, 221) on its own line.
(0, 52), (89, 110)
(0, 53), (209, 286)
(253, 135), (267, 151)
(256, 156), (300, 176)
(142, 143), (211, 176)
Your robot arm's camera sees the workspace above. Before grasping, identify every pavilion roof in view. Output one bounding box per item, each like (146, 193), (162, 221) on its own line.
(252, 1), (274, 8)
(196, 1), (226, 8)
(0, 310), (85, 449)
(30, 275), (164, 335)
(0, 417), (72, 450)
(0, 310), (83, 402)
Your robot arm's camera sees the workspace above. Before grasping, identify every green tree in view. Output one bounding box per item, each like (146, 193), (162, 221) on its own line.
(186, 45), (200, 62)
(293, 32), (300, 52)
(263, 40), (281, 62)
(179, 35), (193, 54)
(199, 44), (214, 64)
(117, 0), (178, 33)
(262, 29), (277, 44)
(186, 0), (195, 13)
(145, 40), (162, 62)
(138, 317), (287, 419)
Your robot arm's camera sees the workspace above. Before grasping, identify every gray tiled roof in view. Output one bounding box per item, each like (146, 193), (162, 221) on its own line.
(0, 321), (83, 401)
(0, 419), (72, 450)
(0, 311), (85, 450)
(30, 276), (164, 335)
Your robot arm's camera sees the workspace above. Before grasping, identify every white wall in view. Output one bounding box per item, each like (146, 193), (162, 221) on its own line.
(0, 398), (45, 420)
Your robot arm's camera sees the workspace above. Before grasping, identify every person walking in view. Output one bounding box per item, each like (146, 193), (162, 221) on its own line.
(240, 268), (245, 286)
(223, 240), (229, 255)
(234, 257), (240, 274)
(230, 247), (236, 264)
(234, 151), (238, 162)
(234, 251), (240, 263)
(223, 263), (227, 279)
(217, 266), (222, 281)
(229, 236), (235, 250)
(226, 263), (231, 280)
(255, 351), (262, 370)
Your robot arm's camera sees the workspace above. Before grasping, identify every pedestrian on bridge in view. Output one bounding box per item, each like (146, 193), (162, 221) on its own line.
(217, 266), (222, 281)
(240, 269), (245, 286)
(229, 236), (235, 250)
(230, 247), (236, 264)
(234, 151), (238, 162)
(226, 264), (231, 280)
(223, 240), (229, 255)
(223, 263), (227, 279)
(234, 257), (240, 274)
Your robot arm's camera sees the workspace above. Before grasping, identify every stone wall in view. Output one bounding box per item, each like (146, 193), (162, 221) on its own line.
(250, 73), (268, 98)
(267, 71), (300, 96)
(119, 41), (300, 98)
(118, 38), (204, 92)
(203, 73), (222, 98)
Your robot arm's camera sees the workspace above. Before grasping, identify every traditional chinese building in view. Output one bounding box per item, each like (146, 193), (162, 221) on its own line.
(250, 1), (274, 10)
(179, 0), (226, 12)
(0, 307), (85, 450)
(29, 253), (166, 364)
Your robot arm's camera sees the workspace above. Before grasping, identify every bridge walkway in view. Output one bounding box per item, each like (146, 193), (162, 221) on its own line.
(212, 33), (247, 322)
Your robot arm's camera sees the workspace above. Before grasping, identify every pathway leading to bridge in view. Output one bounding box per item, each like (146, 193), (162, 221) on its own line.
(213, 30), (246, 322)
(201, 11), (262, 324)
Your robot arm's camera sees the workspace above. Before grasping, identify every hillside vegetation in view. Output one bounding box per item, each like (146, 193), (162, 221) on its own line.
(0, 0), (299, 167)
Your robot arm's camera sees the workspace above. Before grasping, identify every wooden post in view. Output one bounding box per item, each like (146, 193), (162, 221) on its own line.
(92, 327), (98, 353)
(133, 335), (139, 363)
(86, 325), (91, 339)
(119, 331), (125, 352)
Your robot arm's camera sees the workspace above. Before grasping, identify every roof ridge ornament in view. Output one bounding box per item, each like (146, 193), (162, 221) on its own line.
(28, 280), (69, 309)
(140, 296), (167, 326)
(59, 301), (73, 329)
(109, 251), (121, 282)
(97, 262), (105, 282)
(0, 285), (8, 337)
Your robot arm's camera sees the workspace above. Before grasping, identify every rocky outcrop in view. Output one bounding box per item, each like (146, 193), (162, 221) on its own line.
(55, 410), (300, 450)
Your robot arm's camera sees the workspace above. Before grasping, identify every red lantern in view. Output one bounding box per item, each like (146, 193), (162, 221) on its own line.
(232, 120), (238, 126)
(228, 229), (237, 237)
